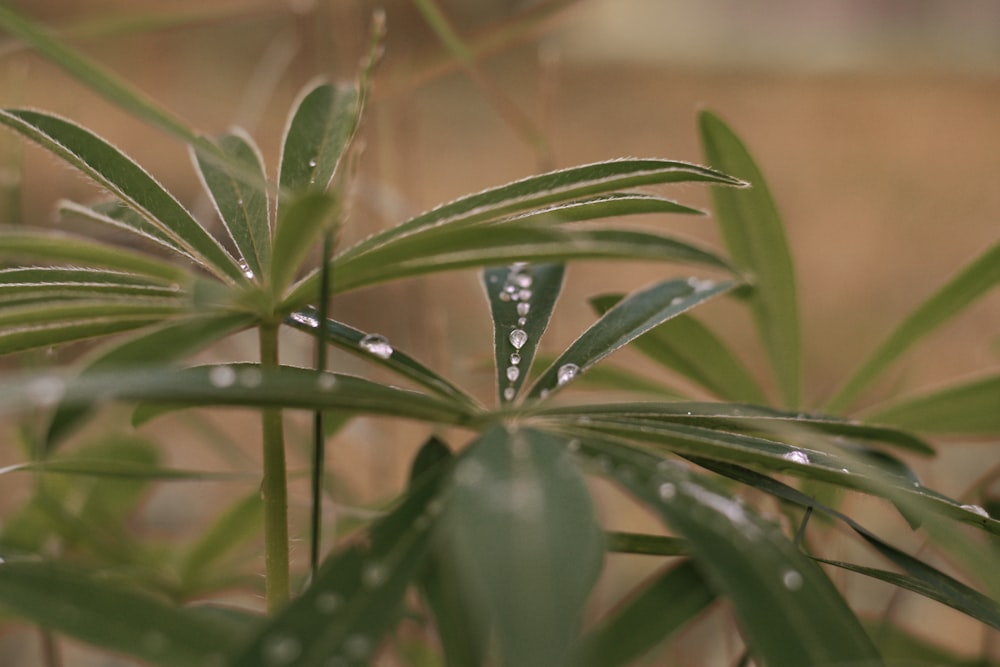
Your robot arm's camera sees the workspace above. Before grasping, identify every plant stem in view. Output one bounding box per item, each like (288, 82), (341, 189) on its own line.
(259, 321), (289, 612)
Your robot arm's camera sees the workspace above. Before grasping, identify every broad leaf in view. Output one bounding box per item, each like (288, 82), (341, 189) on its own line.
(0, 560), (252, 667)
(700, 110), (801, 407)
(194, 128), (271, 279)
(829, 239), (1000, 412)
(526, 278), (735, 399)
(439, 427), (604, 667)
(482, 262), (564, 404)
(863, 374), (1000, 435)
(591, 295), (766, 403)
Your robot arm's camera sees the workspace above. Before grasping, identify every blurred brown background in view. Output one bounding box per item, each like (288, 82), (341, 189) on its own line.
(1, 1), (998, 663)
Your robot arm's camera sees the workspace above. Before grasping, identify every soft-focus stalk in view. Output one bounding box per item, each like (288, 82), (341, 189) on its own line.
(259, 321), (289, 612)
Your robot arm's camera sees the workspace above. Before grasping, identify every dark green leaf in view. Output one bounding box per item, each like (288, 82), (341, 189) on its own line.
(482, 262), (564, 404)
(60, 199), (191, 257)
(501, 192), (705, 224)
(700, 110), (801, 407)
(527, 278), (735, 399)
(604, 531), (687, 556)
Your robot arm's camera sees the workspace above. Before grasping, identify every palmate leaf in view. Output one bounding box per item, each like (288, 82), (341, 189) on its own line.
(0, 109), (242, 282)
(0, 560), (253, 667)
(193, 128), (271, 279)
(863, 373), (1000, 435)
(700, 111), (801, 408)
(829, 238), (1000, 412)
(570, 436), (882, 667)
(285, 308), (478, 409)
(59, 199), (195, 259)
(440, 427), (604, 667)
(489, 191), (705, 225)
(270, 192), (339, 297)
(591, 295), (767, 403)
(0, 316), (167, 355)
(339, 158), (745, 263)
(482, 262), (564, 404)
(526, 278), (735, 399)
(230, 437), (452, 667)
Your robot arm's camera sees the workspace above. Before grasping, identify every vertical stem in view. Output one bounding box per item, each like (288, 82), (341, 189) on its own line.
(259, 321), (290, 612)
(310, 232), (333, 576)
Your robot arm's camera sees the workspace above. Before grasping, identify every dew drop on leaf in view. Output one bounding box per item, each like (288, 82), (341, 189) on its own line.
(308, 158), (317, 168)
(517, 302), (530, 316)
(359, 333), (393, 359)
(960, 504), (990, 518)
(315, 591), (342, 614)
(782, 450), (810, 465)
(261, 634), (301, 665)
(208, 365), (237, 388)
(782, 569), (804, 591)
(557, 363), (580, 386)
(239, 367), (262, 388)
(658, 482), (676, 501)
(503, 387), (516, 401)
(506, 366), (520, 382)
(316, 373), (337, 391)
(509, 329), (528, 349)
(362, 562), (387, 588)
(509, 353), (521, 365)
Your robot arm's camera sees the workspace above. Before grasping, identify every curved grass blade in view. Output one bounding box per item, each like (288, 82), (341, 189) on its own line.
(0, 561), (251, 667)
(440, 427), (604, 667)
(0, 300), (183, 329)
(572, 560), (715, 667)
(829, 239), (1000, 412)
(300, 224), (734, 306)
(863, 374), (1000, 435)
(572, 437), (882, 667)
(270, 192), (338, 297)
(45, 313), (253, 450)
(193, 128), (270, 279)
(277, 81), (360, 199)
(482, 262), (564, 404)
(230, 437), (451, 666)
(0, 458), (252, 481)
(591, 294), (766, 403)
(0, 226), (191, 283)
(285, 308), (478, 409)
(700, 110), (801, 408)
(0, 109), (241, 281)
(504, 192), (705, 225)
(695, 458), (1000, 628)
(526, 278), (735, 399)
(0, 316), (165, 355)
(340, 158), (745, 262)
(124, 364), (482, 428)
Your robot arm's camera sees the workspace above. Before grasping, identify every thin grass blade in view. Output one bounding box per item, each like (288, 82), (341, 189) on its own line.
(700, 110), (801, 408)
(829, 239), (1000, 412)
(604, 531), (687, 556)
(863, 374), (1000, 435)
(0, 316), (165, 355)
(526, 278), (734, 399)
(482, 262), (564, 404)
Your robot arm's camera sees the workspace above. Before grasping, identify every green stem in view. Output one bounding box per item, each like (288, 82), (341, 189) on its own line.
(259, 321), (289, 612)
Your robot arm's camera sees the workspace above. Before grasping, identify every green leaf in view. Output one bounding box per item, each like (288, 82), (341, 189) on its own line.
(0, 315), (165, 355)
(0, 299), (182, 329)
(271, 192), (338, 297)
(340, 158), (745, 263)
(285, 308), (478, 409)
(178, 492), (263, 591)
(59, 198), (192, 258)
(829, 239), (1000, 412)
(231, 437), (451, 666)
(278, 81), (360, 199)
(573, 560), (715, 667)
(0, 561), (251, 667)
(591, 294), (767, 403)
(0, 226), (190, 284)
(194, 128), (271, 279)
(700, 110), (801, 408)
(604, 531), (687, 556)
(498, 192), (706, 224)
(482, 262), (564, 404)
(440, 427), (604, 667)
(526, 278), (735, 399)
(290, 225), (734, 306)
(574, 438), (882, 666)
(0, 458), (251, 481)
(45, 313), (252, 450)
(0, 109), (241, 281)
(123, 364), (481, 428)
(863, 374), (1000, 435)
(546, 361), (688, 398)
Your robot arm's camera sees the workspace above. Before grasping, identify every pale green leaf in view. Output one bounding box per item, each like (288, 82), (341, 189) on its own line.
(864, 374), (1000, 435)
(270, 192), (338, 297)
(60, 199), (192, 258)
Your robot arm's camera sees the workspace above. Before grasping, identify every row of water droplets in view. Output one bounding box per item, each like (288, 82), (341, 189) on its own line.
(499, 262), (532, 402)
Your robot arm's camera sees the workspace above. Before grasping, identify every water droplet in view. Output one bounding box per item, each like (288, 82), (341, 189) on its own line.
(782, 450), (810, 465)
(540, 388), (550, 399)
(669, 296), (684, 306)
(209, 365), (237, 388)
(308, 158), (318, 168)
(506, 366), (520, 382)
(27, 376), (65, 407)
(960, 504), (990, 518)
(658, 482), (676, 501)
(509, 353), (521, 365)
(488, 275), (499, 284)
(557, 363), (580, 386)
(567, 439), (581, 453)
(503, 284), (517, 294)
(498, 291), (511, 301)
(517, 317), (527, 326)
(782, 569), (804, 591)
(316, 373), (337, 390)
(359, 333), (393, 359)
(343, 635), (371, 659)
(517, 289), (532, 301)
(315, 591), (342, 614)
(503, 387), (516, 401)
(237, 198), (244, 206)
(510, 261), (529, 272)
(362, 562), (387, 588)
(509, 329), (528, 349)
(686, 277), (715, 293)
(513, 273), (533, 289)
(238, 259), (255, 280)
(455, 460), (485, 486)
(261, 634), (301, 665)
(239, 367), (262, 388)
(290, 311), (319, 328)
(517, 302), (530, 316)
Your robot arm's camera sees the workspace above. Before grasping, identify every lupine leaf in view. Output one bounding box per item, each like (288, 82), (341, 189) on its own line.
(863, 374), (1000, 435)
(59, 199), (193, 258)
(270, 192), (338, 297)
(700, 110), (801, 408)
(526, 278), (735, 399)
(482, 262), (564, 405)
(0, 316), (165, 355)
(501, 192), (705, 225)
